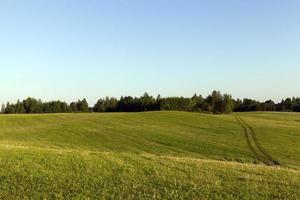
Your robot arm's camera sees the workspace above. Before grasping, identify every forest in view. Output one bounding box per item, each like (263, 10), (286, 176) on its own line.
(1, 91), (300, 114)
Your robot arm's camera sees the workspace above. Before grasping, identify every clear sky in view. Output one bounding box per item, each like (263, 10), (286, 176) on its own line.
(1, 0), (299, 105)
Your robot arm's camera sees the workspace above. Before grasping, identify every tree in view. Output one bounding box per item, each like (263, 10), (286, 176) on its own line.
(104, 97), (118, 112)
(261, 100), (276, 111)
(292, 97), (300, 112)
(283, 98), (292, 111)
(70, 102), (79, 112)
(4, 102), (16, 114)
(78, 99), (89, 112)
(210, 91), (223, 114)
(140, 93), (157, 111)
(222, 94), (234, 114)
(93, 99), (105, 112)
(23, 98), (43, 113)
(117, 96), (136, 112)
(1, 104), (5, 113)
(15, 100), (25, 113)
(191, 94), (206, 112)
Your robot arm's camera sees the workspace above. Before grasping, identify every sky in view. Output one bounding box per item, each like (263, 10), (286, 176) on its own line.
(0, 0), (299, 105)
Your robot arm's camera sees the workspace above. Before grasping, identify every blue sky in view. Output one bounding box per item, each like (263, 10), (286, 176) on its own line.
(0, 0), (299, 105)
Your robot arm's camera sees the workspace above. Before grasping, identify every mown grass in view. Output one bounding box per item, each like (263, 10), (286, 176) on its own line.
(233, 112), (300, 168)
(0, 112), (254, 162)
(0, 111), (299, 199)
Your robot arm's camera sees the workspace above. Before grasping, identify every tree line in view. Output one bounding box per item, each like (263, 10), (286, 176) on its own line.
(1, 91), (300, 114)
(1, 98), (89, 114)
(233, 97), (300, 112)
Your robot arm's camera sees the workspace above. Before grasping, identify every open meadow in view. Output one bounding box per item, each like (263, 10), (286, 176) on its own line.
(0, 111), (299, 199)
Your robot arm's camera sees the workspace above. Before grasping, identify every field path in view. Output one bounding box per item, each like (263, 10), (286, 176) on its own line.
(235, 116), (280, 166)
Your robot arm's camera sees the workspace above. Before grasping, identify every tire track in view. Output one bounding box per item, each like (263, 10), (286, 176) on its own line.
(235, 117), (267, 164)
(235, 116), (280, 166)
(238, 117), (281, 166)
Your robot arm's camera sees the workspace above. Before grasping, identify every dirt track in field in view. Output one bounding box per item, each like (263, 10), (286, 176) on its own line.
(235, 116), (281, 166)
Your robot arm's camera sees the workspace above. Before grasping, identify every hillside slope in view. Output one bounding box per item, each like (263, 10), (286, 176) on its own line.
(0, 112), (299, 199)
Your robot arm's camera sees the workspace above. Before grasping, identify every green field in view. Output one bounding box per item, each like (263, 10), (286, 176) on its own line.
(0, 111), (299, 199)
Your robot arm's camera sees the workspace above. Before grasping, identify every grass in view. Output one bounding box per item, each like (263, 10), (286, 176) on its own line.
(0, 111), (299, 199)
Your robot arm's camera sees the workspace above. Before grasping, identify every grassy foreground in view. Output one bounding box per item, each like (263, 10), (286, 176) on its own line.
(0, 111), (299, 199)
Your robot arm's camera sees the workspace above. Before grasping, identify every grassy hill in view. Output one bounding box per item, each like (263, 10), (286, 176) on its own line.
(0, 111), (299, 199)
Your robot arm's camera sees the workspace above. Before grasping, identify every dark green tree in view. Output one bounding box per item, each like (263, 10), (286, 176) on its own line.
(78, 99), (89, 112)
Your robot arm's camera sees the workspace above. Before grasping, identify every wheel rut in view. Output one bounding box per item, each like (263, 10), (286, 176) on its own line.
(235, 116), (280, 166)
